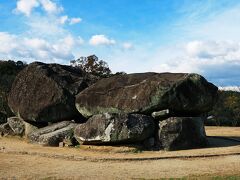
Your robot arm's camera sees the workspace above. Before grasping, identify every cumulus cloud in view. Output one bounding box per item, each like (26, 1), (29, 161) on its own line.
(149, 40), (240, 85)
(0, 32), (84, 63)
(0, 32), (18, 54)
(15, 0), (62, 16)
(89, 35), (116, 46)
(186, 40), (239, 59)
(15, 0), (81, 27)
(7, 0), (85, 64)
(15, 0), (39, 16)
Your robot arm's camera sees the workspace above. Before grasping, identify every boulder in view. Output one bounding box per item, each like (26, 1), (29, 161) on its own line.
(28, 121), (77, 146)
(76, 73), (218, 118)
(8, 62), (96, 123)
(0, 60), (26, 122)
(7, 117), (25, 136)
(158, 117), (208, 150)
(1, 116), (48, 137)
(74, 113), (155, 145)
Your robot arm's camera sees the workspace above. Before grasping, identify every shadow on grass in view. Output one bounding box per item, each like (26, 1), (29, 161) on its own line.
(207, 136), (240, 148)
(75, 136), (240, 153)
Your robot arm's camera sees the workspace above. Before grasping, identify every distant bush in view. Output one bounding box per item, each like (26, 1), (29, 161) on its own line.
(205, 90), (240, 127)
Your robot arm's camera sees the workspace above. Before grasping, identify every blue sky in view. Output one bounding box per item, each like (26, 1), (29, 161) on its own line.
(0, 0), (240, 86)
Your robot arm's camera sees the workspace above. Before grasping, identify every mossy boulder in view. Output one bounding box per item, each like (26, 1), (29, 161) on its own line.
(75, 73), (218, 118)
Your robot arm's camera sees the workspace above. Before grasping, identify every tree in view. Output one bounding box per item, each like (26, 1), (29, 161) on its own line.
(70, 55), (112, 78)
(206, 91), (240, 126)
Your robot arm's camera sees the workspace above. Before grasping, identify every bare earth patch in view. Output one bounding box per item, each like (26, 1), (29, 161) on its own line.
(0, 126), (240, 179)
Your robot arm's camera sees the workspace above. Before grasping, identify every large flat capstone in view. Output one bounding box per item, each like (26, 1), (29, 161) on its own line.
(76, 73), (218, 117)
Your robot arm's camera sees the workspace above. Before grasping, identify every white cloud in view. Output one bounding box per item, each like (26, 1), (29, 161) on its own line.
(89, 35), (116, 46)
(26, 15), (66, 38)
(122, 42), (134, 50)
(152, 40), (240, 71)
(186, 40), (239, 59)
(39, 0), (63, 14)
(0, 32), (18, 54)
(15, 0), (39, 16)
(146, 40), (240, 86)
(15, 0), (62, 16)
(24, 38), (50, 50)
(219, 86), (240, 92)
(15, 0), (81, 27)
(8, 1), (85, 64)
(0, 32), (85, 63)
(69, 18), (82, 25)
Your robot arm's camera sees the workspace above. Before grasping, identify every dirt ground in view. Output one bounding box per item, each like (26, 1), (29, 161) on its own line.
(0, 126), (240, 179)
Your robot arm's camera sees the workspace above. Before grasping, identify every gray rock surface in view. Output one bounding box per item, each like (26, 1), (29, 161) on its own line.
(74, 113), (155, 145)
(7, 117), (25, 136)
(76, 73), (218, 118)
(28, 121), (77, 146)
(158, 117), (208, 150)
(23, 121), (40, 137)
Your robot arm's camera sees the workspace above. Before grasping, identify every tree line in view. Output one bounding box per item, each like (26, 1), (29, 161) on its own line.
(206, 90), (240, 126)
